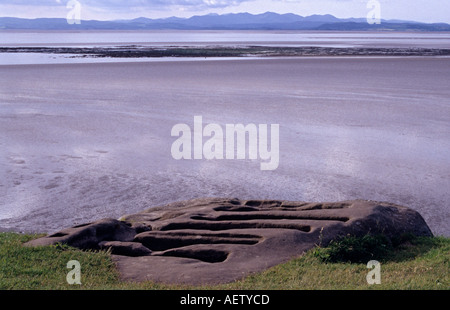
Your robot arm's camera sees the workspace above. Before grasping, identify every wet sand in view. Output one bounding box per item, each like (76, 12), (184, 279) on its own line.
(0, 57), (449, 236)
(2, 45), (449, 58)
(2, 30), (450, 49)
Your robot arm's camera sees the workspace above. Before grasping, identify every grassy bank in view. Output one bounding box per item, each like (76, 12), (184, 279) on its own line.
(0, 233), (448, 290)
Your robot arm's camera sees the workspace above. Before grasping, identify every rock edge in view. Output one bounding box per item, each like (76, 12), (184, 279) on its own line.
(25, 198), (433, 285)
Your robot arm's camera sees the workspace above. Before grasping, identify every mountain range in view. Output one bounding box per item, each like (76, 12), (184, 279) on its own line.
(1, 12), (450, 31)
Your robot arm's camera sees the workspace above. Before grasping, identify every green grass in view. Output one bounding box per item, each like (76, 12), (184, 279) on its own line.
(220, 234), (449, 290)
(0, 233), (448, 290)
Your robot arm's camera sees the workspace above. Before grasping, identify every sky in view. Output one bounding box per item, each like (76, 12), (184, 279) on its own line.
(0, 0), (449, 23)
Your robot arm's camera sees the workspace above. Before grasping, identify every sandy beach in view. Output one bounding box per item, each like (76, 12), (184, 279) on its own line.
(0, 57), (449, 236)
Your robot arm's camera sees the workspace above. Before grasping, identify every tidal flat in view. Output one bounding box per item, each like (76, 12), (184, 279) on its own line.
(2, 45), (450, 58)
(0, 56), (449, 236)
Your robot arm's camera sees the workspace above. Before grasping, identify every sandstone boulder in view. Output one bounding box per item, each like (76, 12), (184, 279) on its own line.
(99, 241), (152, 257)
(25, 198), (433, 285)
(24, 218), (136, 250)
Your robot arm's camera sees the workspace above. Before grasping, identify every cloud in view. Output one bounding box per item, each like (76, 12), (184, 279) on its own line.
(0, 0), (256, 18)
(106, 0), (251, 9)
(3, 0), (252, 9)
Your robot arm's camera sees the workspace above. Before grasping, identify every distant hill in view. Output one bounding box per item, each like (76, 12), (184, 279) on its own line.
(1, 12), (450, 31)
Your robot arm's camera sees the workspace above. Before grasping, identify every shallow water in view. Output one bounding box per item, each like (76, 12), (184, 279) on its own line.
(2, 30), (450, 65)
(1, 30), (450, 48)
(0, 57), (449, 236)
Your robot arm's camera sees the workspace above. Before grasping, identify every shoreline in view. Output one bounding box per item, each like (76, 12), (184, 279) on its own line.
(2, 46), (450, 59)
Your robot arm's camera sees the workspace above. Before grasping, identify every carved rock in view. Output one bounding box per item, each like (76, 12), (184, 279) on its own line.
(25, 218), (135, 249)
(25, 198), (433, 285)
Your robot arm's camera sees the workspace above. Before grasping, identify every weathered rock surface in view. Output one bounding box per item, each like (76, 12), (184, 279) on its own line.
(25, 198), (433, 285)
(25, 218), (136, 249)
(99, 241), (153, 257)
